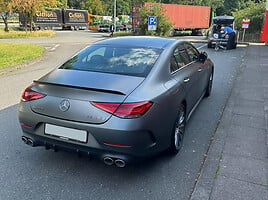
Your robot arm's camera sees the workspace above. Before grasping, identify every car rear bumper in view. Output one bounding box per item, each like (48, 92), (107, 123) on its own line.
(208, 38), (228, 46)
(18, 103), (169, 161)
(20, 132), (144, 164)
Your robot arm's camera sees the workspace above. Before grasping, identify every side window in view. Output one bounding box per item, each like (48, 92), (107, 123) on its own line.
(170, 55), (179, 72)
(178, 47), (191, 65)
(174, 48), (185, 67)
(184, 43), (199, 62)
(170, 48), (185, 73)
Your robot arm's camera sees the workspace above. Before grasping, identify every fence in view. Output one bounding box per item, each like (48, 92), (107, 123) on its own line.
(237, 31), (261, 42)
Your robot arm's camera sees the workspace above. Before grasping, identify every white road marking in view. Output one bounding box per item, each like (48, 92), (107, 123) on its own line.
(197, 44), (207, 50)
(50, 44), (60, 51)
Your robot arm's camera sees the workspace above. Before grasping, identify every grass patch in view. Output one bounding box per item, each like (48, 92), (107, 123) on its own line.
(0, 43), (44, 70)
(0, 29), (55, 39)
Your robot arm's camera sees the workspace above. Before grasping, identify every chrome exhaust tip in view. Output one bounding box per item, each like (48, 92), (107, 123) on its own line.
(26, 138), (35, 147)
(114, 159), (126, 168)
(103, 157), (114, 166)
(21, 136), (28, 144)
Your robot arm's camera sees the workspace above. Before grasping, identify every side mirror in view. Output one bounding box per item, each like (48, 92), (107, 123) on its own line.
(199, 51), (208, 63)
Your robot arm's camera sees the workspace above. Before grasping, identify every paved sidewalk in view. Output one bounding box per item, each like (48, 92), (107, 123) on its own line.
(191, 44), (268, 200)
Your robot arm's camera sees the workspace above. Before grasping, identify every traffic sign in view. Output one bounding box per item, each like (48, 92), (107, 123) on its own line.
(148, 16), (157, 31)
(242, 18), (250, 29)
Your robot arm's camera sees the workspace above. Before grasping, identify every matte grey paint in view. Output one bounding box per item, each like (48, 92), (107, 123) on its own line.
(18, 37), (214, 162)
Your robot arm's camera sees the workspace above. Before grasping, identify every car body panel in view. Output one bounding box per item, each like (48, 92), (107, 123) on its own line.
(18, 36), (214, 163)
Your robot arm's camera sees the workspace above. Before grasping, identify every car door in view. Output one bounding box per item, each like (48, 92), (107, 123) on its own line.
(170, 44), (201, 112)
(184, 43), (209, 99)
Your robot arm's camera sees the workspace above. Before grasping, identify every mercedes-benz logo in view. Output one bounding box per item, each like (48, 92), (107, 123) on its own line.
(59, 99), (70, 112)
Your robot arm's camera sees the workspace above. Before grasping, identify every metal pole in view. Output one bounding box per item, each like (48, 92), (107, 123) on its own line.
(242, 28), (246, 42)
(114, 0), (116, 31)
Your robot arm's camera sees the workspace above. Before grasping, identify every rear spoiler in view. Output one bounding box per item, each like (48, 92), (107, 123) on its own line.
(33, 80), (125, 96)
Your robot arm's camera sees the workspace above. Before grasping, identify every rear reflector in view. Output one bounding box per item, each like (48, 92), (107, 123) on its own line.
(91, 101), (153, 118)
(104, 142), (131, 147)
(20, 122), (33, 128)
(21, 87), (46, 101)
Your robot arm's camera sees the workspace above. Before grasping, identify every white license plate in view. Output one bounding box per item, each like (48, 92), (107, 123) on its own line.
(45, 124), (87, 143)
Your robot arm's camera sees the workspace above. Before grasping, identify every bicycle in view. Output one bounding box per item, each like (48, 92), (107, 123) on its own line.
(214, 39), (226, 51)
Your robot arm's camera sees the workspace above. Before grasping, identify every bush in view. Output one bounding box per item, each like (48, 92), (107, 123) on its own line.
(233, 1), (266, 33)
(136, 5), (173, 36)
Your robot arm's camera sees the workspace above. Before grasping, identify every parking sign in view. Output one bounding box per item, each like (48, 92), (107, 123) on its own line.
(148, 16), (157, 31)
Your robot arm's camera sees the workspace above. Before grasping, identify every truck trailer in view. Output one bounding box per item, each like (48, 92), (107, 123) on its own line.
(19, 8), (89, 30)
(132, 3), (211, 35)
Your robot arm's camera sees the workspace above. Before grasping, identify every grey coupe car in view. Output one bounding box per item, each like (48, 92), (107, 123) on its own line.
(18, 36), (214, 167)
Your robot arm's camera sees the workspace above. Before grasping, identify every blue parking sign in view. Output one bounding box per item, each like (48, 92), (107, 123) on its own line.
(148, 16), (157, 31)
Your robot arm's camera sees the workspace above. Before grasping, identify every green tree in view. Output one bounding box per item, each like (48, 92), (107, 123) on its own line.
(137, 5), (173, 36)
(68, 0), (87, 9)
(9, 0), (57, 31)
(202, 0), (224, 10)
(0, 0), (10, 32)
(102, 0), (132, 16)
(233, 1), (265, 33)
(216, 0), (264, 16)
(84, 0), (104, 15)
(57, 0), (68, 8)
(217, 0), (240, 15)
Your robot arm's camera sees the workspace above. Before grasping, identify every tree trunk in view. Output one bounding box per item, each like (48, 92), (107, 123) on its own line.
(30, 20), (33, 32)
(1, 15), (9, 32)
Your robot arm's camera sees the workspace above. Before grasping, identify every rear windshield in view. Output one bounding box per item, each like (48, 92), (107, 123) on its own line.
(59, 45), (162, 77)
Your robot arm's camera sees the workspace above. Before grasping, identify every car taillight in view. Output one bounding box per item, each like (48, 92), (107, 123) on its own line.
(91, 101), (153, 119)
(21, 87), (46, 101)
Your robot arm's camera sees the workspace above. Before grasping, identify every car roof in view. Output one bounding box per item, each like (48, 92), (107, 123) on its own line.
(94, 36), (178, 49)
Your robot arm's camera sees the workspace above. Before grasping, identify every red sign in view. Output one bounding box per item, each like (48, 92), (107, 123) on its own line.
(242, 18), (250, 29)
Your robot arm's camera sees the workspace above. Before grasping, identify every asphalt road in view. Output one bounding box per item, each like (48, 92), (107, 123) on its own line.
(0, 31), (247, 200)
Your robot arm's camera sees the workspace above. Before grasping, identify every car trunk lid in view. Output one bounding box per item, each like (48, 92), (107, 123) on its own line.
(29, 69), (145, 124)
(213, 16), (234, 25)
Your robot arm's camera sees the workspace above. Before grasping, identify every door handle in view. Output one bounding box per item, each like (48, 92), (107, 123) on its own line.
(198, 68), (203, 72)
(184, 78), (190, 83)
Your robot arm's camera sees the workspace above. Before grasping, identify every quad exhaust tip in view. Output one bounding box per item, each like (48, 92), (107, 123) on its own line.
(27, 138), (34, 147)
(114, 159), (126, 168)
(103, 157), (114, 166)
(103, 157), (126, 167)
(22, 136), (28, 144)
(21, 136), (35, 147)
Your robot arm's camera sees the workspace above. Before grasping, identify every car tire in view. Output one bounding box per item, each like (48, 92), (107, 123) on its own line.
(169, 104), (186, 155)
(205, 72), (213, 97)
(207, 42), (212, 48)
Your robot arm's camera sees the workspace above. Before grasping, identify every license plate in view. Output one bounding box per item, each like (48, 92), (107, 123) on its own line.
(45, 124), (87, 143)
